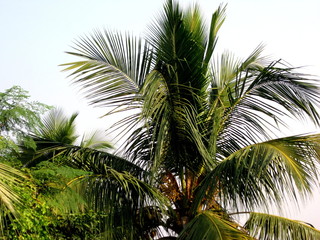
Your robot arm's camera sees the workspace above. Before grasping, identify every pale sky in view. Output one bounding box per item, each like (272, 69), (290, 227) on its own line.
(1, 0), (320, 228)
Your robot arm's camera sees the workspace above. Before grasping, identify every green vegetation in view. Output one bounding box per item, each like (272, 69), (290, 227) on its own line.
(0, 87), (105, 239)
(1, 0), (320, 239)
(0, 85), (50, 163)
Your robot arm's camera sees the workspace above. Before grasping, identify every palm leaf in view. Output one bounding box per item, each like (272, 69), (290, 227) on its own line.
(138, 70), (171, 173)
(193, 134), (320, 212)
(215, 61), (320, 153)
(79, 130), (113, 150)
(68, 167), (169, 239)
(245, 212), (320, 240)
(147, 0), (209, 96)
(178, 210), (252, 240)
(62, 30), (153, 109)
(0, 163), (25, 214)
(25, 138), (146, 178)
(203, 4), (226, 65)
(0, 163), (26, 235)
(205, 45), (266, 158)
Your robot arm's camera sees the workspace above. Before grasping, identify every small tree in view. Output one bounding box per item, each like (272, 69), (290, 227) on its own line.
(0, 85), (50, 139)
(0, 86), (51, 162)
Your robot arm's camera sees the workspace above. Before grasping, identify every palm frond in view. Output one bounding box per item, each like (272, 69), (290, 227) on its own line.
(203, 4), (226, 65)
(140, 71), (172, 175)
(193, 134), (320, 212)
(25, 138), (146, 178)
(79, 130), (113, 150)
(215, 61), (320, 152)
(247, 62), (320, 124)
(147, 0), (209, 97)
(62, 30), (153, 109)
(178, 210), (252, 240)
(0, 163), (25, 214)
(205, 45), (266, 158)
(211, 45), (264, 91)
(0, 163), (27, 236)
(69, 167), (169, 239)
(245, 212), (320, 240)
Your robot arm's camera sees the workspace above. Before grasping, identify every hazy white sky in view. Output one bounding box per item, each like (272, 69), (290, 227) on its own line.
(1, 0), (320, 228)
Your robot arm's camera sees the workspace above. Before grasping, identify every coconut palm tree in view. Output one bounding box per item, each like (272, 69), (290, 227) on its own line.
(22, 108), (113, 165)
(55, 0), (320, 239)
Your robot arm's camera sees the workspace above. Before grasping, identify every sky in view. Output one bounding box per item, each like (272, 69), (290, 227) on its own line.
(1, 0), (320, 228)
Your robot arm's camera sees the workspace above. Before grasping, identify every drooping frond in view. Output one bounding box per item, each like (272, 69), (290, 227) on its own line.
(245, 212), (320, 240)
(133, 70), (171, 173)
(178, 210), (252, 240)
(0, 163), (25, 214)
(24, 137), (146, 178)
(245, 62), (320, 125)
(193, 134), (320, 212)
(69, 167), (169, 239)
(0, 163), (26, 235)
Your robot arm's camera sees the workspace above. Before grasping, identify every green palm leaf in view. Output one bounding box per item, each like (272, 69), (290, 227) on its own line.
(24, 138), (146, 179)
(62, 30), (153, 109)
(193, 134), (320, 212)
(245, 212), (320, 240)
(68, 166), (169, 239)
(79, 130), (113, 150)
(0, 163), (25, 214)
(214, 62), (320, 153)
(203, 4), (226, 65)
(178, 210), (252, 240)
(0, 163), (26, 235)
